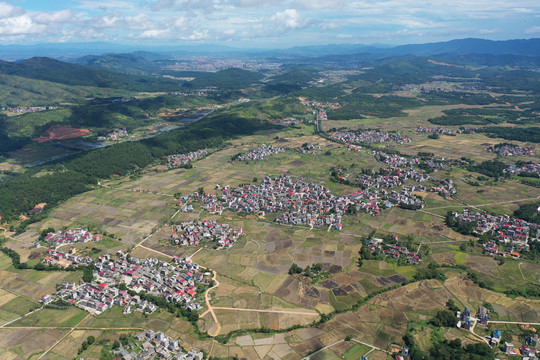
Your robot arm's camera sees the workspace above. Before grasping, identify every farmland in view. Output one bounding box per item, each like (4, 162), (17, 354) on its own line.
(0, 50), (539, 360)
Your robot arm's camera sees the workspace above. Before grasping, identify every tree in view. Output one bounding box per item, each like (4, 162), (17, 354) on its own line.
(288, 263), (302, 275)
(430, 309), (458, 327)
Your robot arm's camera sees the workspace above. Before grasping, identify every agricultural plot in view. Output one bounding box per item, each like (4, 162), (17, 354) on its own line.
(0, 328), (65, 360)
(0, 253), (82, 302)
(33, 187), (173, 244)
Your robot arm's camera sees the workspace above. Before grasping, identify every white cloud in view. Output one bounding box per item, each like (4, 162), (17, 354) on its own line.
(269, 9), (309, 33)
(0, 14), (46, 35)
(124, 14), (153, 30)
(34, 10), (76, 24)
(93, 15), (122, 28)
(134, 28), (170, 38)
(182, 29), (209, 41)
(478, 29), (497, 35)
(0, 2), (25, 19)
(337, 33), (353, 39)
(76, 0), (136, 11)
(525, 26), (540, 34)
(294, 0), (345, 10)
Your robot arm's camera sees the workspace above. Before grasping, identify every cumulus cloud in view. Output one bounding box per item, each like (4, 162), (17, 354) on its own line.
(34, 10), (76, 24)
(269, 9), (310, 33)
(182, 29), (209, 41)
(0, 2), (25, 19)
(134, 28), (170, 38)
(0, 14), (46, 35)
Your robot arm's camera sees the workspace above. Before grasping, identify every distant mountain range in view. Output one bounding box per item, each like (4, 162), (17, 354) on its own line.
(0, 38), (539, 60)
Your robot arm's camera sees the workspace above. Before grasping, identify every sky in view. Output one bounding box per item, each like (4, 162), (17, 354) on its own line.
(0, 0), (539, 48)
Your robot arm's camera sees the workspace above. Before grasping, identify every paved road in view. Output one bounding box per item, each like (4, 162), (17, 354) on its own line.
(0, 307), (43, 328)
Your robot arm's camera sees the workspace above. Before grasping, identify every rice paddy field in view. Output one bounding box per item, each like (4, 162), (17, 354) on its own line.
(1, 112), (539, 359)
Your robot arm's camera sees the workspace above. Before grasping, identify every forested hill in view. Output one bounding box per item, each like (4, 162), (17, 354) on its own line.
(0, 57), (183, 91)
(73, 53), (161, 75)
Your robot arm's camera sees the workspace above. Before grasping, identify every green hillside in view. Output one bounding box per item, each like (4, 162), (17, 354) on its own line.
(0, 73), (135, 107)
(74, 53), (160, 75)
(0, 57), (182, 91)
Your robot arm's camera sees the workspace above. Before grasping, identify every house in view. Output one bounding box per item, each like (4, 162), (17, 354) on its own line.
(40, 294), (53, 304)
(505, 342), (515, 355)
(491, 330), (502, 346)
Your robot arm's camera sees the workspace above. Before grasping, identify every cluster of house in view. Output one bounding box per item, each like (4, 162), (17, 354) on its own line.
(272, 117), (303, 126)
(167, 150), (208, 168)
(331, 130), (410, 145)
(43, 247), (93, 268)
(347, 144), (362, 151)
(504, 341), (539, 358)
(487, 144), (533, 157)
(483, 241), (528, 258)
(394, 346), (410, 360)
(352, 167), (429, 189)
(395, 82), (450, 93)
(44, 253), (207, 315)
(41, 228), (101, 248)
(234, 144), (284, 162)
(110, 97), (135, 104)
(297, 144), (321, 154)
(169, 91), (209, 97)
(171, 220), (243, 248)
(298, 97), (340, 109)
(223, 175), (348, 230)
(349, 185), (424, 214)
(456, 128), (476, 134)
(457, 306), (490, 332)
(4, 105), (56, 114)
(452, 209), (538, 245)
(374, 151), (419, 167)
(110, 330), (205, 360)
(185, 175), (424, 230)
(97, 128), (129, 141)
(505, 163), (540, 177)
(183, 191), (224, 215)
(416, 126), (454, 135)
(427, 179), (457, 198)
(365, 237), (422, 265)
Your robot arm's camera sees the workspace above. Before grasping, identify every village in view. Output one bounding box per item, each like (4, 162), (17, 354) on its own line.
(41, 252), (209, 315)
(297, 143), (321, 154)
(272, 117), (304, 127)
(167, 149), (208, 168)
(110, 330), (206, 360)
(39, 228), (101, 248)
(2, 105), (58, 114)
(232, 144), (285, 162)
(183, 175), (424, 230)
(487, 143), (534, 157)
(505, 163), (540, 177)
(457, 307), (539, 358)
(416, 125), (454, 135)
(363, 235), (423, 265)
(451, 210), (539, 258)
(97, 128), (130, 141)
(171, 219), (243, 248)
(331, 130), (410, 145)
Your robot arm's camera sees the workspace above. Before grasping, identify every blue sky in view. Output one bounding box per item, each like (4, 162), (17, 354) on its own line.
(1, 0), (539, 47)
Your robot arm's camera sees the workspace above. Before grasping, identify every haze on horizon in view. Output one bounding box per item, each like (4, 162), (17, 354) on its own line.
(1, 0), (539, 48)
